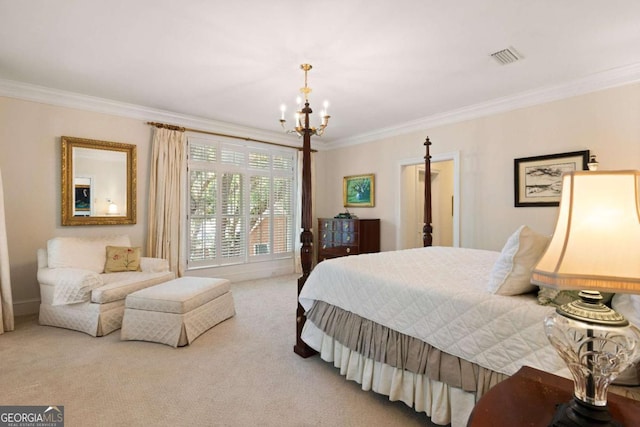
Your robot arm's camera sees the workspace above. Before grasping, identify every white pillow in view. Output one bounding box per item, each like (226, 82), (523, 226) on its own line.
(47, 235), (131, 273)
(487, 225), (550, 296)
(612, 294), (640, 327)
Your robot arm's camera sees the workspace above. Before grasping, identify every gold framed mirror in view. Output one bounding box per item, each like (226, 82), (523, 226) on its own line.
(61, 136), (137, 226)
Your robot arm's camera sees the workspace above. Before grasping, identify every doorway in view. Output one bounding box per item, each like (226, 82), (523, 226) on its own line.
(397, 152), (459, 249)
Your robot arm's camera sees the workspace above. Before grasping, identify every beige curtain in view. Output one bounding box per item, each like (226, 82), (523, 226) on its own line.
(147, 128), (187, 276)
(295, 151), (315, 273)
(0, 167), (14, 333)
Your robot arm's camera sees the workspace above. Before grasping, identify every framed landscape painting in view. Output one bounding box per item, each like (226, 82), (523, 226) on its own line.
(74, 184), (91, 211)
(514, 150), (589, 207)
(343, 174), (375, 207)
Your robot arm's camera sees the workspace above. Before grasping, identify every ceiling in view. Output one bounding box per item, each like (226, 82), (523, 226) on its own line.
(2, 1), (640, 145)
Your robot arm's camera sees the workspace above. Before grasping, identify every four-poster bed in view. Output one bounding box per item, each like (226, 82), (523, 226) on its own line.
(294, 136), (434, 358)
(293, 92), (320, 358)
(292, 137), (639, 426)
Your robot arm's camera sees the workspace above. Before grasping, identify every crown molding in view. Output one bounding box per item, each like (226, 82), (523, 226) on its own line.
(4, 62), (640, 152)
(323, 62), (640, 150)
(0, 78), (301, 148)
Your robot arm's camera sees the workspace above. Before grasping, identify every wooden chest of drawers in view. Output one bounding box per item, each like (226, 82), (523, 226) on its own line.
(317, 218), (380, 263)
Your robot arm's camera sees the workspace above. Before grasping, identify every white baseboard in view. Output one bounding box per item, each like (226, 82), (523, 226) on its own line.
(186, 259), (295, 283)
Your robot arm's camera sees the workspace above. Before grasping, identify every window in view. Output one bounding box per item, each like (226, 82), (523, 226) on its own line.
(187, 137), (296, 269)
(254, 243), (270, 255)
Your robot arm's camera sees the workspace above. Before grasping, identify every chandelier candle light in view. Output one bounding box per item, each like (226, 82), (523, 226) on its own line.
(279, 64), (330, 137)
(531, 170), (640, 427)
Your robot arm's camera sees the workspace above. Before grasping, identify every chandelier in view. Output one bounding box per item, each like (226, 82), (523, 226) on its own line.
(279, 64), (330, 137)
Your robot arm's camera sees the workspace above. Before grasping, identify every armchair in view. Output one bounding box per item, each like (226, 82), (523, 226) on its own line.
(37, 235), (175, 336)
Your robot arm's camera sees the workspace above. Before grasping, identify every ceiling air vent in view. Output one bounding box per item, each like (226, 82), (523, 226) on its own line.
(490, 47), (522, 65)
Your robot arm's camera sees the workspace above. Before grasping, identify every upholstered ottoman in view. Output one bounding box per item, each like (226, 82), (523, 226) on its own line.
(120, 277), (235, 347)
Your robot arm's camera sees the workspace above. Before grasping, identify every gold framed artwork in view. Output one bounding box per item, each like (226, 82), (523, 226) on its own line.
(343, 174), (375, 207)
(61, 136), (137, 225)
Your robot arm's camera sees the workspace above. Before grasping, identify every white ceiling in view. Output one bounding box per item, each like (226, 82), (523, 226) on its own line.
(2, 1), (640, 145)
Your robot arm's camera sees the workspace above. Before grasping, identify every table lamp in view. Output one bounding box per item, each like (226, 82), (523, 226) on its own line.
(106, 199), (119, 215)
(532, 170), (640, 427)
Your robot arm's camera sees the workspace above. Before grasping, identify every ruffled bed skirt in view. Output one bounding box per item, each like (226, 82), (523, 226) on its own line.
(302, 302), (510, 427)
(302, 321), (478, 425)
(302, 302), (640, 426)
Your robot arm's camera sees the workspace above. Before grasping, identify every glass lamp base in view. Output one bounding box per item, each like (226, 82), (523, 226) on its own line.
(545, 292), (640, 406)
(550, 397), (621, 427)
(544, 291), (640, 426)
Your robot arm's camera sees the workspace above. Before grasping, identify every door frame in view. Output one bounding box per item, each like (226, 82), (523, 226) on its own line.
(396, 151), (460, 248)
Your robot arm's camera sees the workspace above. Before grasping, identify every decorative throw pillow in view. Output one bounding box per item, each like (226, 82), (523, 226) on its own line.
(104, 246), (142, 273)
(537, 288), (581, 307)
(537, 288), (614, 307)
(487, 225), (550, 296)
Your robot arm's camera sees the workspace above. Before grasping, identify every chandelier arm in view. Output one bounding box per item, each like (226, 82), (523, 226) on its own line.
(278, 63), (329, 138)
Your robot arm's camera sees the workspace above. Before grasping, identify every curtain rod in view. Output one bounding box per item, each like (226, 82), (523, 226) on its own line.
(146, 121), (317, 152)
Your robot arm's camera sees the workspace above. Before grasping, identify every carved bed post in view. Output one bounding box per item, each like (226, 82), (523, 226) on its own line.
(294, 102), (318, 358)
(423, 137), (433, 247)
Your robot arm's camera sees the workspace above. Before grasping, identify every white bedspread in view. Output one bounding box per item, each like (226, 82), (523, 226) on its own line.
(299, 246), (567, 378)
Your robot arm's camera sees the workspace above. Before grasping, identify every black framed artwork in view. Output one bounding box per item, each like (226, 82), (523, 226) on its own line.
(514, 150), (589, 207)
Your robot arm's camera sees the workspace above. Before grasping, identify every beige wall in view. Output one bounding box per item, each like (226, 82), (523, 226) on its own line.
(399, 163), (422, 248)
(433, 159), (454, 247)
(315, 83), (640, 252)
(2, 82), (640, 315)
(0, 97), (153, 315)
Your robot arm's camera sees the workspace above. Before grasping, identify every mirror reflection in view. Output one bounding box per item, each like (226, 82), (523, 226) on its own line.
(61, 136), (136, 226)
(73, 147), (127, 217)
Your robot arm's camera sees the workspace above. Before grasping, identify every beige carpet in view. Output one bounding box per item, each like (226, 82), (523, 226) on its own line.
(1, 274), (442, 426)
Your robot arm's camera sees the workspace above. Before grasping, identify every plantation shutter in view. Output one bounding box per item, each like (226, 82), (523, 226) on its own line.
(187, 138), (295, 268)
(250, 175), (271, 255)
(188, 140), (218, 263)
(273, 153), (294, 255)
(189, 170), (217, 262)
(273, 176), (293, 254)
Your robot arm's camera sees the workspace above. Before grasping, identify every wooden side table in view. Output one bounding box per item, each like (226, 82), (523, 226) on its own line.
(468, 366), (640, 426)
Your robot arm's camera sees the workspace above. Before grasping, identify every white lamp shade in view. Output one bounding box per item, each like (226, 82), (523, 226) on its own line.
(532, 170), (640, 293)
(107, 201), (119, 215)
